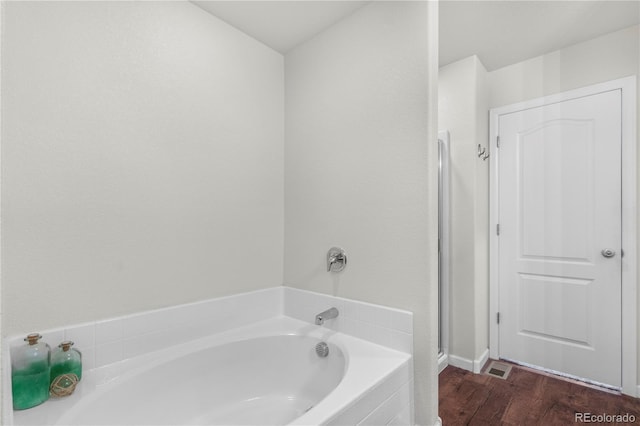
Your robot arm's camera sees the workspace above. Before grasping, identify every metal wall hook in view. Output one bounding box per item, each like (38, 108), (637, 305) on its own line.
(478, 144), (489, 161)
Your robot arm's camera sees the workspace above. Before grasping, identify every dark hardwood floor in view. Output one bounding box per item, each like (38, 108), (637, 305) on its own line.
(439, 363), (640, 425)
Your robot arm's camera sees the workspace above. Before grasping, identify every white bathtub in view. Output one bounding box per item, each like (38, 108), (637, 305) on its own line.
(12, 316), (413, 425)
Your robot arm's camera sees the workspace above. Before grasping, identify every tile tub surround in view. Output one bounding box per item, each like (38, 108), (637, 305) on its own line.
(3, 287), (283, 373)
(3, 286), (414, 424)
(283, 287), (414, 354)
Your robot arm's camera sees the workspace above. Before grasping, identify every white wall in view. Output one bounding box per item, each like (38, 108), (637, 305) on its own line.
(488, 25), (638, 109)
(284, 2), (438, 424)
(438, 55), (489, 365)
(488, 24), (639, 389)
(1, 1), (284, 335)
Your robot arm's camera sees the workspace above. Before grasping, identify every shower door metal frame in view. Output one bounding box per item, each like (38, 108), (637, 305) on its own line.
(488, 76), (638, 397)
(438, 130), (451, 374)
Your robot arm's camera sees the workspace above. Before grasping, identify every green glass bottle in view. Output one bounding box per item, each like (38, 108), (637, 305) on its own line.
(11, 333), (51, 410)
(49, 341), (82, 397)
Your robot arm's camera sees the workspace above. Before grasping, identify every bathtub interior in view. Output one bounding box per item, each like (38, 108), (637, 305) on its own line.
(53, 335), (345, 426)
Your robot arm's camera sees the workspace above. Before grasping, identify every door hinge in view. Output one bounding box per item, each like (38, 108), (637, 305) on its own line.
(497, 135), (500, 148)
(497, 312), (500, 324)
(496, 224), (500, 236)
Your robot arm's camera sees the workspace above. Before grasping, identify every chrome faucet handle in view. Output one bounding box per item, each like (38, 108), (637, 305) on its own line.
(326, 255), (335, 272)
(327, 247), (347, 272)
(327, 254), (342, 271)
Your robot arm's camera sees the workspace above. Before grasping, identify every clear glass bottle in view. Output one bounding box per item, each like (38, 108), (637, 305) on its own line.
(49, 341), (82, 397)
(11, 333), (51, 410)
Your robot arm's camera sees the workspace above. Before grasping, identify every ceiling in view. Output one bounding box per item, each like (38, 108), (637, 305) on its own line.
(191, 1), (369, 53)
(192, 1), (639, 70)
(440, 0), (640, 71)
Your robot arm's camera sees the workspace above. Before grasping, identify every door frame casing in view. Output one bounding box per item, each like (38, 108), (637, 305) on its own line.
(489, 76), (638, 396)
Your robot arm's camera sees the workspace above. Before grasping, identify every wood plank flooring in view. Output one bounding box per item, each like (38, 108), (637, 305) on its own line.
(439, 363), (640, 425)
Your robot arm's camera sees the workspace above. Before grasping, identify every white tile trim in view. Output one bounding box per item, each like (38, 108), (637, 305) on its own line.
(283, 287), (413, 354)
(5, 286), (413, 376)
(4, 287), (284, 371)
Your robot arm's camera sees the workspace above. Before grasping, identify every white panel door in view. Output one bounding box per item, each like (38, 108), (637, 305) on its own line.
(498, 89), (622, 387)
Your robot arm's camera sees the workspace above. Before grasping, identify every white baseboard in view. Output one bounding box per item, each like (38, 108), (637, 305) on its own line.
(448, 348), (490, 374)
(437, 353), (448, 374)
(474, 348), (490, 373)
(448, 354), (473, 371)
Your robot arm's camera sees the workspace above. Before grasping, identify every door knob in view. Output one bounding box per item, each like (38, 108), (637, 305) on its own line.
(601, 248), (616, 258)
